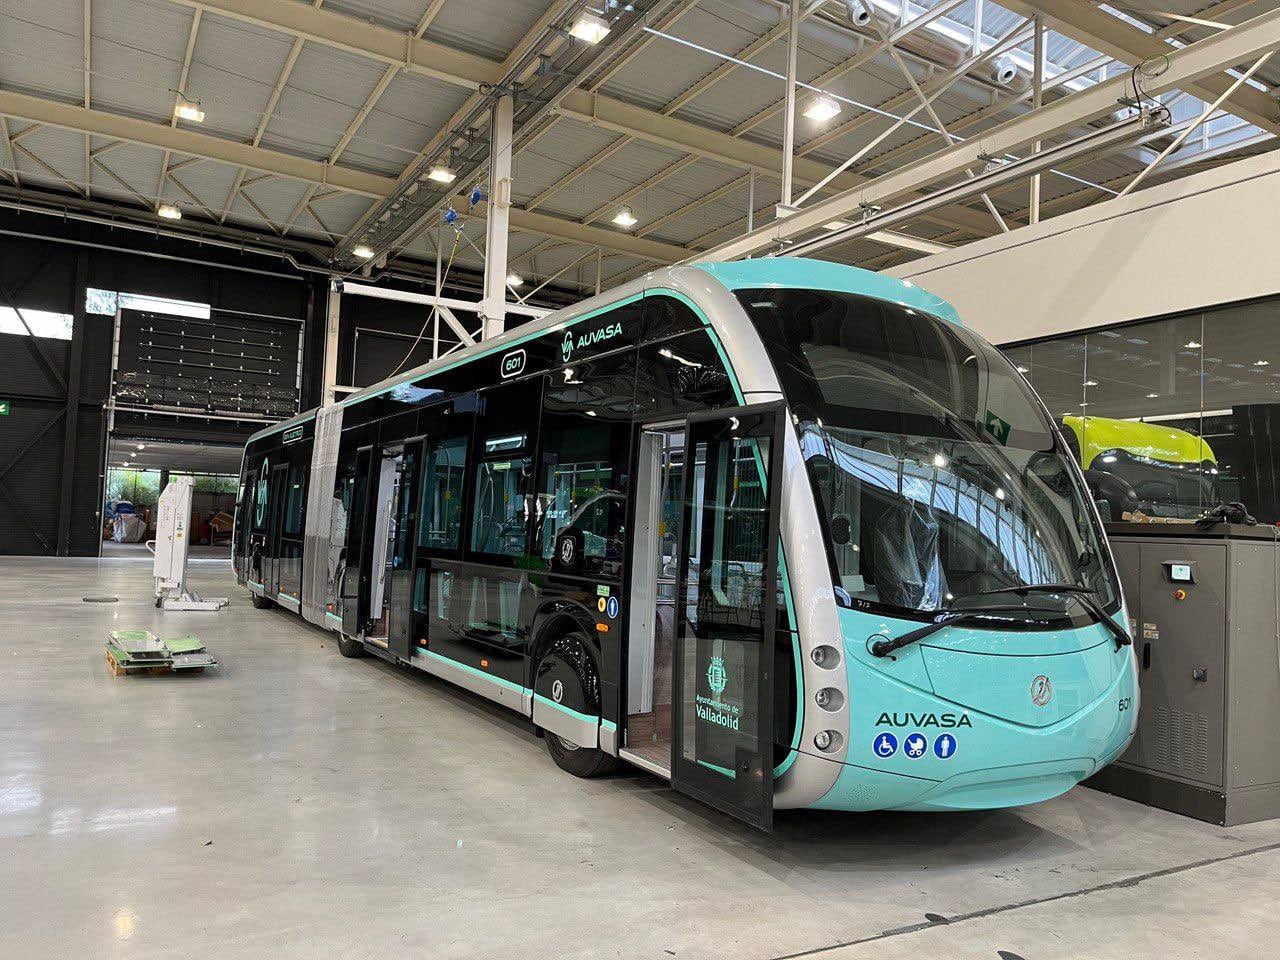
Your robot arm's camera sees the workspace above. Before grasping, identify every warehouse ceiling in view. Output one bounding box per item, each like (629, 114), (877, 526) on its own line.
(0, 0), (1275, 294)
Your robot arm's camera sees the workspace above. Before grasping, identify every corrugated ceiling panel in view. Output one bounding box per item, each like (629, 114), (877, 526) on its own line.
(159, 156), (239, 214)
(425, 0), (550, 61)
(323, 0), (431, 33)
(15, 125), (90, 193)
(227, 176), (309, 232)
(601, 4), (773, 112)
(308, 192), (374, 236)
(185, 11), (298, 144)
(91, 0), (196, 122)
(341, 71), (470, 178)
(536, 137), (690, 224)
(263, 43), (389, 162)
(0, 0), (84, 103)
(512, 123), (628, 206)
(90, 141), (163, 203)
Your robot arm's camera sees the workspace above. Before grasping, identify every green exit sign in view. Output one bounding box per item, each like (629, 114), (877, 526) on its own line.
(0, 400), (9, 416)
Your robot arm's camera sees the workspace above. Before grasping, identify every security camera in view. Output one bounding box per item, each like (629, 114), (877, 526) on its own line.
(845, 1), (872, 26)
(991, 56), (1021, 87)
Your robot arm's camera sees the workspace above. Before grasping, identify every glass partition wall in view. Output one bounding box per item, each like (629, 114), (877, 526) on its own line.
(1003, 297), (1280, 524)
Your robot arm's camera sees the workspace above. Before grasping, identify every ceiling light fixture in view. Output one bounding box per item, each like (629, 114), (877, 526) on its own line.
(1185, 340), (1202, 349)
(1256, 359), (1271, 366)
(427, 165), (457, 184)
(1147, 392), (1159, 398)
(569, 11), (610, 44)
(802, 95), (842, 123)
(174, 98), (205, 123)
(1084, 379), (1098, 387)
(157, 203), (182, 220)
(1016, 366), (1030, 374)
(613, 206), (638, 228)
(353, 244), (375, 259)
(506, 272), (524, 287)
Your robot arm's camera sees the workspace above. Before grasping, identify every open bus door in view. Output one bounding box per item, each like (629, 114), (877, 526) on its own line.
(342, 445), (375, 638)
(385, 440), (422, 659)
(264, 461), (289, 598)
(671, 403), (784, 831)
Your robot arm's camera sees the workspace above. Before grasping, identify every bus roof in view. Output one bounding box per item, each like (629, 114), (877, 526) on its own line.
(246, 258), (959, 445)
(692, 258), (961, 325)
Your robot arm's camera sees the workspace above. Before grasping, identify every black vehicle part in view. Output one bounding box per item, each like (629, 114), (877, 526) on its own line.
(250, 592), (275, 610)
(535, 630), (617, 778)
(336, 632), (364, 658)
(1083, 468), (1138, 520)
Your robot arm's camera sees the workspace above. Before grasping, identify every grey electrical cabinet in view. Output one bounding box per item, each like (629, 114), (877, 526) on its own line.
(1085, 523), (1280, 825)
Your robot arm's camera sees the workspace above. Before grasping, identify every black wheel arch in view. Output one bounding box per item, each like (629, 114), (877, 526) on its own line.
(528, 602), (603, 719)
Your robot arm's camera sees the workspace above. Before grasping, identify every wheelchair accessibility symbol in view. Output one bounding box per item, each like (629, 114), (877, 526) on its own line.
(903, 732), (928, 759)
(872, 732), (898, 758)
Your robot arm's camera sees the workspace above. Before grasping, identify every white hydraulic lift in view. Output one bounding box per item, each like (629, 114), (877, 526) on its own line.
(148, 476), (228, 611)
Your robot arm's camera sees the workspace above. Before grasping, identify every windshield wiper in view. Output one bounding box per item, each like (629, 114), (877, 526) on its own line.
(869, 585), (1132, 658)
(969, 583), (1131, 650)
(869, 604), (1029, 658)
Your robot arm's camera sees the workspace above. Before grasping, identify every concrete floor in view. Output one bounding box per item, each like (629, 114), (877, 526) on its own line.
(3, 557), (1279, 960)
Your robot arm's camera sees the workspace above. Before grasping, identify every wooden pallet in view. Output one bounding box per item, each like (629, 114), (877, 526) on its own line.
(106, 650), (172, 677)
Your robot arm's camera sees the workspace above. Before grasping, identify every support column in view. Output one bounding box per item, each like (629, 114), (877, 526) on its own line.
(779, 0), (800, 209)
(1030, 15), (1044, 225)
(481, 92), (514, 340)
(57, 250), (89, 556)
(323, 281), (341, 406)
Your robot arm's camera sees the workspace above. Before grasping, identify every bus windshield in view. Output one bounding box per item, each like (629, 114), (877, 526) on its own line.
(736, 288), (1119, 620)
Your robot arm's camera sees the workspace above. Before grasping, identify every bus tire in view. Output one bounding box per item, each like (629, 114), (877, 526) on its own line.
(546, 730), (618, 778)
(336, 633), (364, 658)
(250, 592), (275, 609)
(536, 631), (618, 778)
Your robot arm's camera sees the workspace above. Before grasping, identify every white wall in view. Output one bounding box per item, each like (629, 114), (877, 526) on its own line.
(886, 148), (1280, 344)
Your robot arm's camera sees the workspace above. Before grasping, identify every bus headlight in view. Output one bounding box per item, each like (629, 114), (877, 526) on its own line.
(811, 644), (840, 668)
(813, 730), (842, 753)
(815, 687), (843, 711)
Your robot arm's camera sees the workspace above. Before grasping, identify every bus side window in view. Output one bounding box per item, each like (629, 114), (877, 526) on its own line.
(537, 350), (636, 578)
(284, 462), (307, 536)
(253, 458), (270, 530)
(419, 436), (468, 550)
(468, 379), (541, 559)
(634, 330), (735, 417)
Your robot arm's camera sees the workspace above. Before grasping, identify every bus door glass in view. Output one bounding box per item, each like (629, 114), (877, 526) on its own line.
(671, 403), (784, 831)
(386, 440), (423, 658)
(265, 462), (289, 598)
(342, 445), (375, 638)
(363, 447), (404, 644)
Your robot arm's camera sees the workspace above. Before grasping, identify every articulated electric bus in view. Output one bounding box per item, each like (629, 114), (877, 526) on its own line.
(234, 258), (1137, 830)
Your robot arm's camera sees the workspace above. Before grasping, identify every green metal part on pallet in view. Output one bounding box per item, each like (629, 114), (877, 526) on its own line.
(105, 631), (216, 673)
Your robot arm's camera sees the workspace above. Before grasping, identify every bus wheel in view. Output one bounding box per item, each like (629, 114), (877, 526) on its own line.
(546, 730), (618, 778)
(250, 592), (275, 609)
(336, 633), (364, 658)
(536, 633), (618, 778)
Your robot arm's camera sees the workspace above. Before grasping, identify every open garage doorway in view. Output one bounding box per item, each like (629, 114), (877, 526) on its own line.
(102, 437), (242, 560)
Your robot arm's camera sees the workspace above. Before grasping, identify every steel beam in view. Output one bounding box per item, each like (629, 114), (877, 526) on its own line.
(481, 93), (514, 338)
(1002, 0), (1280, 135)
(161, 0), (501, 90)
(555, 92), (994, 235)
(699, 6), (1280, 261)
(0, 88), (696, 263)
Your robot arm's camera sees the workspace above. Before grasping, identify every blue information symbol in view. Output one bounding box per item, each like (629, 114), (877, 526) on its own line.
(872, 732), (898, 759)
(606, 596), (620, 619)
(933, 734), (957, 759)
(903, 732), (928, 759)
